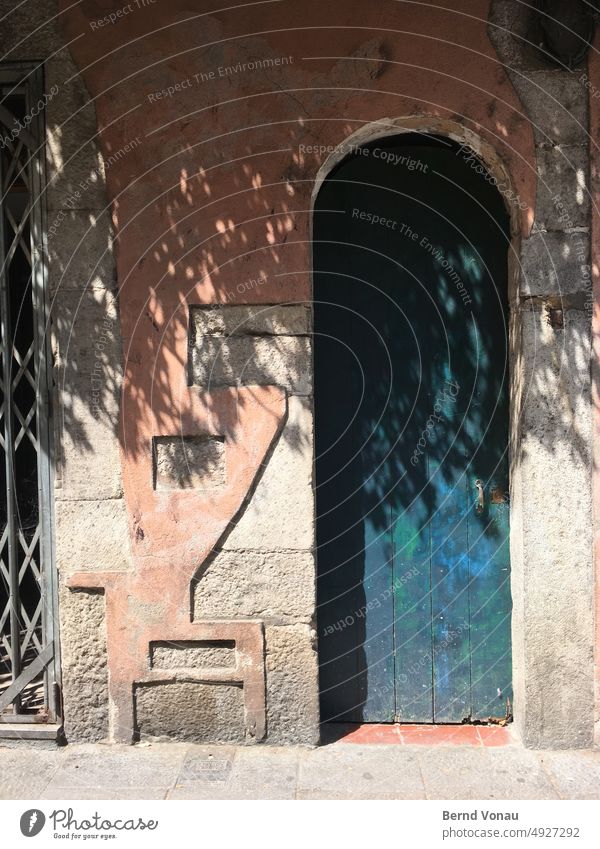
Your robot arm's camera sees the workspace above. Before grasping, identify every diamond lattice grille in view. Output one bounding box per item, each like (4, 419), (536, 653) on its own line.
(0, 71), (55, 722)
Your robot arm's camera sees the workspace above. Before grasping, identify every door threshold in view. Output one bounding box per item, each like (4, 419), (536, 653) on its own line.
(323, 722), (513, 747)
(0, 722), (63, 742)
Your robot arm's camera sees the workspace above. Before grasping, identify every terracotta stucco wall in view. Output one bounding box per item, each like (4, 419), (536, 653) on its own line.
(51, 0), (540, 744)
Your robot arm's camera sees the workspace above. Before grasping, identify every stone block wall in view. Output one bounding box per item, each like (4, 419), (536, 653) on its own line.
(188, 305), (319, 745)
(489, 0), (594, 748)
(0, 0), (123, 742)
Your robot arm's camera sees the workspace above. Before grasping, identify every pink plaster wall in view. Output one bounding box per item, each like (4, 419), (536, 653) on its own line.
(58, 0), (537, 741)
(58, 0), (535, 497)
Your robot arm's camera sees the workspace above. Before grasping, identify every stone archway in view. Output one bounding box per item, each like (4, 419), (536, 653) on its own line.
(311, 117), (530, 735)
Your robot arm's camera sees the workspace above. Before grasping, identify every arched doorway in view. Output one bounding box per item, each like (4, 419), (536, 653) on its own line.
(314, 132), (512, 724)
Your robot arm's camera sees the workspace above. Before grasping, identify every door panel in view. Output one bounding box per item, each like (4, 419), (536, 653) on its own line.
(392, 482), (433, 722)
(429, 460), (471, 723)
(315, 134), (512, 724)
(362, 514), (394, 721)
(469, 483), (512, 720)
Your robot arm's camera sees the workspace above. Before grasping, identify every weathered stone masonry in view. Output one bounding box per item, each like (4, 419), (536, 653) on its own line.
(1, 0), (598, 747)
(490, 1), (594, 749)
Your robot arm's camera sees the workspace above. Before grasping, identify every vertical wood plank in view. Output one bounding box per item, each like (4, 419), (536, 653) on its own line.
(393, 460), (434, 722)
(430, 461), (472, 722)
(468, 483), (513, 720)
(361, 510), (395, 721)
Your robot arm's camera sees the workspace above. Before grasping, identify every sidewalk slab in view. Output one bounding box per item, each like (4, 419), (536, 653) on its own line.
(41, 786), (170, 800)
(1, 741), (599, 801)
(0, 749), (64, 799)
(538, 751), (600, 799)
(417, 747), (559, 800)
(227, 747), (299, 799)
(43, 743), (186, 793)
(297, 745), (426, 799)
(169, 746), (300, 799)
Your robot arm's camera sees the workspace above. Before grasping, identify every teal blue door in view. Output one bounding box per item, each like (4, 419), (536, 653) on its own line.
(314, 134), (512, 724)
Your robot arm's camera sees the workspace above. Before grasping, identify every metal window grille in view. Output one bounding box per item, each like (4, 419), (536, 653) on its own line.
(0, 63), (59, 733)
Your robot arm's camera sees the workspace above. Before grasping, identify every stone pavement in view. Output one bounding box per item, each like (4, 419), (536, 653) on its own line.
(1, 732), (599, 800)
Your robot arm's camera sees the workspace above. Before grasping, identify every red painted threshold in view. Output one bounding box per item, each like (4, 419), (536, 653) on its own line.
(336, 723), (512, 747)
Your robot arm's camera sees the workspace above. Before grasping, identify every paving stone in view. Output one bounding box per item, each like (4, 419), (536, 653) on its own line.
(41, 786), (170, 800)
(3, 742), (599, 800)
(297, 745), (426, 799)
(226, 747), (299, 799)
(538, 750), (600, 799)
(0, 749), (63, 799)
(170, 747), (300, 799)
(167, 784), (236, 799)
(46, 743), (185, 789)
(417, 747), (559, 800)
(176, 745), (235, 783)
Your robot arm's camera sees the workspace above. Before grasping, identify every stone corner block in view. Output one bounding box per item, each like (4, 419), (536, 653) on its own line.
(56, 499), (132, 574)
(265, 623), (320, 745)
(520, 229), (590, 297)
(534, 146), (589, 232)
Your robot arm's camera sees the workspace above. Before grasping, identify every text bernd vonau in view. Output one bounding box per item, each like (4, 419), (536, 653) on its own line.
(443, 810), (519, 821)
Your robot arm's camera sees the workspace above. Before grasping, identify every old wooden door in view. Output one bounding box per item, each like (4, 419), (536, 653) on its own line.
(314, 134), (512, 724)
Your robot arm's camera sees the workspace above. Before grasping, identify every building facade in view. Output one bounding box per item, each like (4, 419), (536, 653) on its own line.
(0, 0), (598, 749)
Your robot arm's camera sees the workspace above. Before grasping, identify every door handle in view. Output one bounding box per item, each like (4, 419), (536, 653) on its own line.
(475, 479), (485, 513)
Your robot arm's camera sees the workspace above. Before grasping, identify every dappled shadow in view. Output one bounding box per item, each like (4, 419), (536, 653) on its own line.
(314, 133), (561, 723)
(0, 0), (593, 738)
(314, 134), (511, 538)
